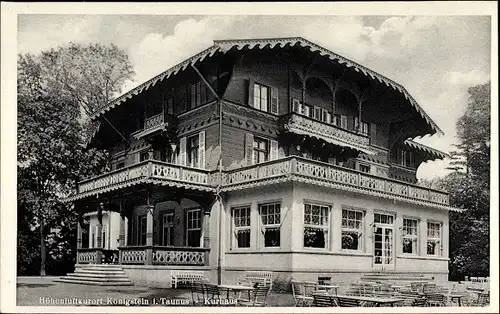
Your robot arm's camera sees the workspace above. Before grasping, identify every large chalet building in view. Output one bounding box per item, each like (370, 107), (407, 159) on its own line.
(64, 37), (462, 287)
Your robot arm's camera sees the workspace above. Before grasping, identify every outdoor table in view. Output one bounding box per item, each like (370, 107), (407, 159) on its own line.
(217, 284), (254, 299)
(335, 294), (406, 307)
(317, 285), (339, 295)
(448, 293), (466, 307)
(391, 285), (406, 292)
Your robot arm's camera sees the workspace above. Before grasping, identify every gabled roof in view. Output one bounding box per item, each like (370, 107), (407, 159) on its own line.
(91, 37), (443, 135)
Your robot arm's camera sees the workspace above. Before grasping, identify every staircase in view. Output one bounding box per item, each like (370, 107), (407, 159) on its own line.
(361, 272), (435, 284)
(54, 264), (133, 286)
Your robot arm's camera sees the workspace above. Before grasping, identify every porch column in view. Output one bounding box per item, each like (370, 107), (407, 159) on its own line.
(95, 204), (103, 264)
(145, 205), (154, 265)
(203, 210), (211, 265)
(76, 218), (83, 249)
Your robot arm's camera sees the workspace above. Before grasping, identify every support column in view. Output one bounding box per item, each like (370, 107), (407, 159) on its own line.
(145, 205), (154, 265)
(203, 210), (211, 266)
(420, 218), (428, 256)
(76, 218), (83, 249)
(95, 203), (103, 264)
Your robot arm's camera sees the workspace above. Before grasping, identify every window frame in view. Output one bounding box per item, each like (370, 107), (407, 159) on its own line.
(303, 203), (331, 250)
(253, 83), (269, 112)
(231, 206), (251, 249)
(161, 212), (175, 246)
(259, 202), (282, 248)
(341, 207), (365, 251)
(253, 136), (270, 164)
(402, 217), (419, 255)
(426, 221), (442, 256)
(186, 208), (202, 247)
(137, 215), (147, 246)
(187, 134), (199, 168)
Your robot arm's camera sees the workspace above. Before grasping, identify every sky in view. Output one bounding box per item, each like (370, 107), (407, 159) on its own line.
(16, 12), (492, 180)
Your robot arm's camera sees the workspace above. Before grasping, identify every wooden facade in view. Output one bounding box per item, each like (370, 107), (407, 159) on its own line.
(68, 38), (460, 285)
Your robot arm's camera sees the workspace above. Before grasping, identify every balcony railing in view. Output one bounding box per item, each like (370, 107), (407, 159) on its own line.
(76, 248), (118, 264)
(77, 161), (212, 194)
(75, 158), (449, 207)
(221, 156), (450, 206)
(144, 112), (164, 130)
(119, 246), (209, 266)
(281, 113), (371, 152)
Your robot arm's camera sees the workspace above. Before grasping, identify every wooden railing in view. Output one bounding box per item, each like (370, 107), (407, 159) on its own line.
(78, 161), (211, 194)
(282, 113), (370, 148)
(222, 157), (450, 206)
(76, 158), (449, 206)
(144, 112), (164, 130)
(119, 246), (209, 266)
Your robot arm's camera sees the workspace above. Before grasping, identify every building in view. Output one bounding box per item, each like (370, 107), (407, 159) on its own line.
(64, 37), (462, 287)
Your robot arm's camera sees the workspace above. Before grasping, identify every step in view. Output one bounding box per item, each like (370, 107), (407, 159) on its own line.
(63, 275), (132, 283)
(77, 265), (123, 270)
(75, 269), (127, 275)
(66, 273), (129, 279)
(54, 278), (133, 286)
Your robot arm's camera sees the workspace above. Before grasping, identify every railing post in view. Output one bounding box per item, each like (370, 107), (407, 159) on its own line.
(290, 157), (297, 174)
(145, 205), (154, 265)
(76, 219), (83, 250)
(202, 210), (211, 266)
(95, 249), (102, 264)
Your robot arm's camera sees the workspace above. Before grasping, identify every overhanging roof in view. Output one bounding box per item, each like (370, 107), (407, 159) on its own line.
(404, 139), (449, 160)
(90, 37), (443, 135)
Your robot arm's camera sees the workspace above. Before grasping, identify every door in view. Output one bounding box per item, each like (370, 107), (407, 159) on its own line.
(373, 213), (395, 270)
(162, 213), (174, 246)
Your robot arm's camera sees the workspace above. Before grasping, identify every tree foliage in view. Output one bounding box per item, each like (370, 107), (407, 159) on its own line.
(17, 42), (134, 275)
(436, 82), (491, 280)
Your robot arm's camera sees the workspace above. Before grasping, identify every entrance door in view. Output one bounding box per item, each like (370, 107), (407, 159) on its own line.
(373, 213), (395, 270)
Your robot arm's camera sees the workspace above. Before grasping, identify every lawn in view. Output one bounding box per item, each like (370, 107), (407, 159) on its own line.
(16, 276), (296, 307)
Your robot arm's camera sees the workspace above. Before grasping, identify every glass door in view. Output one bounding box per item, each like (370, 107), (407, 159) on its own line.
(373, 213), (395, 270)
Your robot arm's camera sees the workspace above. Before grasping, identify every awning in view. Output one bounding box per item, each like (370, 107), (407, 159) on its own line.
(404, 139), (449, 160)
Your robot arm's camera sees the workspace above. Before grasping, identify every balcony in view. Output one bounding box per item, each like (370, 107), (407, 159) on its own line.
(221, 156), (450, 208)
(75, 161), (214, 199)
(132, 112), (176, 140)
(281, 113), (374, 154)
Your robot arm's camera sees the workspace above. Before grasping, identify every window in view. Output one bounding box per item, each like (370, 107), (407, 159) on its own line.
(253, 83), (269, 112)
(165, 97), (174, 115)
(91, 226), (96, 248)
(341, 208), (364, 250)
(232, 206), (251, 248)
(402, 218), (419, 254)
(102, 225), (107, 249)
(427, 222), (442, 256)
(405, 151), (415, 168)
(259, 203), (281, 247)
(161, 213), (174, 246)
(189, 81), (209, 109)
(374, 213), (394, 225)
(361, 122), (370, 136)
(253, 137), (269, 164)
(333, 114), (341, 126)
(302, 104), (310, 117)
(137, 215), (147, 246)
(187, 135), (199, 167)
(314, 106), (321, 120)
(391, 147), (416, 168)
(303, 203), (330, 249)
(186, 209), (202, 247)
(340, 115), (348, 129)
(359, 164), (371, 173)
(140, 151), (151, 162)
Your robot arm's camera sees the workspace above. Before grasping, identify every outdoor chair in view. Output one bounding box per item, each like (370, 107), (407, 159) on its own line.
(312, 294), (337, 307)
(465, 292), (490, 307)
(337, 297), (362, 307)
(237, 285), (271, 307)
(204, 283), (220, 300)
(411, 297), (428, 307)
(426, 293), (447, 306)
(291, 280), (315, 307)
(189, 282), (207, 306)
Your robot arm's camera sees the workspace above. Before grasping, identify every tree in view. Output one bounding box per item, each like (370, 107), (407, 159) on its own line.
(17, 43), (134, 275)
(440, 82), (491, 280)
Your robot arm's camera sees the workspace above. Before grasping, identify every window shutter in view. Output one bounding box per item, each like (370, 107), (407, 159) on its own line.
(245, 133), (254, 166)
(248, 79), (255, 108)
(370, 123), (377, 145)
(270, 140), (278, 161)
(198, 131), (206, 169)
(179, 137), (187, 166)
(270, 87), (279, 114)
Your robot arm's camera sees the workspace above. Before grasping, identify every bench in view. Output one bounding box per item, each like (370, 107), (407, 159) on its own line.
(237, 271), (273, 289)
(171, 270), (206, 289)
